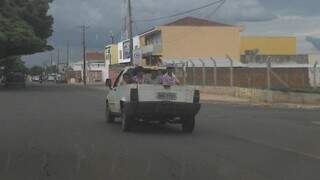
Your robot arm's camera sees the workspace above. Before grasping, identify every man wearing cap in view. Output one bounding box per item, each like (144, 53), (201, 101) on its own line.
(160, 67), (180, 86)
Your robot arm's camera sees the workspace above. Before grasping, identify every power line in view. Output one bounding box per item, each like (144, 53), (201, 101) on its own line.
(150, 0), (226, 46)
(133, 0), (225, 22)
(206, 0), (226, 18)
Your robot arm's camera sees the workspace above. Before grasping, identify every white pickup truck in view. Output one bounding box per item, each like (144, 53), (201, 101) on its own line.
(105, 66), (201, 133)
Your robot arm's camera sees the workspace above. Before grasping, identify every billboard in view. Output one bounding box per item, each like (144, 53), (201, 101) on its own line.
(123, 40), (130, 60)
(118, 36), (140, 64)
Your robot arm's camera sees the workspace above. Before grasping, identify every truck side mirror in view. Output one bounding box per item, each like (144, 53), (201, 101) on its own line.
(105, 79), (112, 89)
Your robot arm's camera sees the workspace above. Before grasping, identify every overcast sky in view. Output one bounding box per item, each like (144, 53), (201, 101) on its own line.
(23, 0), (320, 67)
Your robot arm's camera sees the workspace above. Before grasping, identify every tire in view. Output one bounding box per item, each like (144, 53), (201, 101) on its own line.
(121, 107), (134, 132)
(105, 104), (115, 123)
(182, 116), (195, 133)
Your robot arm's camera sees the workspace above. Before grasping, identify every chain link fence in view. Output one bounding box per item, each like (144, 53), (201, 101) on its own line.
(165, 57), (320, 93)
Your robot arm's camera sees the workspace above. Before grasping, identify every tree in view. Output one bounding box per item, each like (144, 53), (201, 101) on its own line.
(29, 66), (44, 76)
(0, 0), (54, 59)
(0, 56), (28, 74)
(46, 65), (57, 74)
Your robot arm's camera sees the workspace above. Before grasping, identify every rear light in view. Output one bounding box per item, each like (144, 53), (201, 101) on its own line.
(130, 88), (139, 102)
(193, 90), (200, 103)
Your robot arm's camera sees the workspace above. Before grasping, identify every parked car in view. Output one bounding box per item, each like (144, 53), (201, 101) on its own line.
(4, 72), (26, 88)
(105, 66), (201, 133)
(47, 74), (56, 82)
(31, 75), (41, 82)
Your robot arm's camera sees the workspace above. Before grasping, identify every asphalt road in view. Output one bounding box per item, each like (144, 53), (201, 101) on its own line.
(0, 83), (320, 180)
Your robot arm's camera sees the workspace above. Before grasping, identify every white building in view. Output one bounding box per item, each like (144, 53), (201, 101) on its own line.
(69, 52), (109, 83)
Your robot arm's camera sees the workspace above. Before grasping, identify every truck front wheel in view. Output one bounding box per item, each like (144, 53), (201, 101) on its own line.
(182, 116), (195, 133)
(105, 104), (115, 123)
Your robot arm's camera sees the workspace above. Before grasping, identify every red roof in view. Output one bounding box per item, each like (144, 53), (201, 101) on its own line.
(86, 52), (104, 61)
(164, 16), (232, 27)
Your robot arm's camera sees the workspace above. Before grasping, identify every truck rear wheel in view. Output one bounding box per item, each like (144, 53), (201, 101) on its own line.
(182, 116), (195, 133)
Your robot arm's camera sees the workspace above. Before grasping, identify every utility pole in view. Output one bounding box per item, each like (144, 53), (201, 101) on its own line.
(50, 53), (53, 66)
(110, 31), (115, 44)
(127, 0), (134, 65)
(57, 48), (60, 74)
(78, 25), (89, 87)
(67, 41), (70, 67)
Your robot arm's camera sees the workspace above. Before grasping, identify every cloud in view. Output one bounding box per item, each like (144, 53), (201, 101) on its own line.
(240, 15), (320, 54)
(24, 0), (320, 66)
(214, 0), (275, 22)
(133, 0), (275, 24)
(23, 0), (276, 66)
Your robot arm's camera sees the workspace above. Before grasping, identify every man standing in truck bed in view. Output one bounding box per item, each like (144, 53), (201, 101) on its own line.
(160, 66), (180, 86)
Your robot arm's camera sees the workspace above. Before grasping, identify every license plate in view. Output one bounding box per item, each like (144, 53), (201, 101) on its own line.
(157, 92), (177, 101)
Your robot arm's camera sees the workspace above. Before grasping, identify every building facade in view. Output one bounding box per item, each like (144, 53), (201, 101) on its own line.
(241, 36), (297, 55)
(67, 52), (109, 83)
(105, 44), (118, 65)
(139, 17), (242, 65)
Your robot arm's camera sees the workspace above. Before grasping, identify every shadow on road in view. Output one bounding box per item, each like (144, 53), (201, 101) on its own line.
(109, 119), (186, 135)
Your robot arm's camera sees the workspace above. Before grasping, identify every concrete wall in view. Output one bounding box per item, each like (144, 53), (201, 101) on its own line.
(199, 86), (320, 105)
(241, 36), (296, 55)
(160, 26), (241, 61)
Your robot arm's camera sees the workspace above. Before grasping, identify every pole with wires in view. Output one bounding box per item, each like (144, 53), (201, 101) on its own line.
(78, 25), (90, 87)
(57, 48), (60, 74)
(67, 40), (70, 67)
(128, 0), (134, 65)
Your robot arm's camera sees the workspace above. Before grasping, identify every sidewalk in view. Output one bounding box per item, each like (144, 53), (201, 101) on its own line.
(201, 93), (250, 104)
(80, 84), (320, 109)
(201, 93), (320, 109)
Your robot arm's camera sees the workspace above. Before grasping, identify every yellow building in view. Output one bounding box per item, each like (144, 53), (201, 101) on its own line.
(105, 44), (118, 65)
(139, 17), (242, 65)
(241, 36), (296, 55)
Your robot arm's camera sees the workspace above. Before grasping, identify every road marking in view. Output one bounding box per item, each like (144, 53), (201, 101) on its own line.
(111, 154), (117, 174)
(226, 133), (320, 161)
(39, 153), (49, 180)
(144, 158), (152, 180)
(180, 159), (186, 180)
(311, 121), (320, 126)
(5, 151), (11, 172)
(75, 92), (104, 99)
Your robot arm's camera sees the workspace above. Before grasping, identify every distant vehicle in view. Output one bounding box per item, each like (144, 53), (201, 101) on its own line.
(47, 74), (56, 81)
(105, 66), (201, 133)
(31, 75), (41, 82)
(4, 72), (26, 88)
(56, 74), (67, 84)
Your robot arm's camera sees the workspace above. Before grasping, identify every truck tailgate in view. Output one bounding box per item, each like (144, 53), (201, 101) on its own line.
(137, 85), (195, 103)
